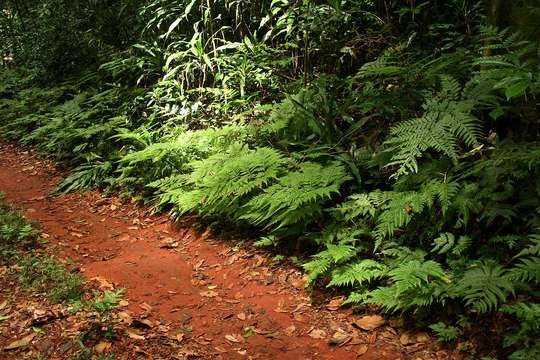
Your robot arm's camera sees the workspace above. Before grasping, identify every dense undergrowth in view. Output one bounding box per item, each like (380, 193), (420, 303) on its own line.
(1, 1), (539, 358)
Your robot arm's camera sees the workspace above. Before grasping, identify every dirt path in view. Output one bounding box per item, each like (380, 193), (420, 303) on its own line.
(0, 141), (445, 359)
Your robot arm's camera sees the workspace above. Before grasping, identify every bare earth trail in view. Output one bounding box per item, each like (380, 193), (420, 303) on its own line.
(0, 141), (445, 359)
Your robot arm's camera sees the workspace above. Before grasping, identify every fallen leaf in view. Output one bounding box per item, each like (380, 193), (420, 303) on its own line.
(0, 300), (7, 310)
(139, 302), (152, 312)
(91, 276), (114, 290)
(4, 333), (36, 350)
(175, 333), (185, 343)
(159, 238), (179, 248)
(214, 346), (227, 353)
(308, 329), (327, 339)
(200, 290), (219, 298)
(127, 330), (146, 340)
(118, 234), (130, 242)
(119, 300), (129, 307)
(354, 315), (385, 331)
(389, 317), (405, 328)
(225, 334), (244, 343)
(274, 299), (289, 313)
(326, 296), (345, 311)
(356, 344), (369, 355)
(416, 332), (430, 343)
(118, 311), (133, 325)
(236, 312), (246, 321)
(399, 332), (415, 345)
(132, 319), (153, 329)
(284, 324), (296, 336)
(94, 341), (111, 353)
(328, 329), (352, 346)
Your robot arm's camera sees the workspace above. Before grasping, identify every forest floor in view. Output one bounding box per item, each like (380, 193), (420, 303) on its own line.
(0, 141), (452, 359)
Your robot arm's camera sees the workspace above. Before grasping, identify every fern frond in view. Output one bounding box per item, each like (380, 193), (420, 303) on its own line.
(385, 92), (482, 177)
(303, 244), (357, 282)
(453, 261), (514, 313)
(508, 257), (540, 284)
(328, 260), (387, 287)
(241, 162), (350, 229)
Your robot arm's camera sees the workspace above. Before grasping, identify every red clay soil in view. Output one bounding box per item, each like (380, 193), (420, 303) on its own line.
(0, 141), (449, 360)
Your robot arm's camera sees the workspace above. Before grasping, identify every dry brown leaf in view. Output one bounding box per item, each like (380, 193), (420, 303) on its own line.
(175, 333), (185, 343)
(356, 344), (369, 356)
(326, 296), (345, 311)
(0, 300), (7, 311)
(236, 312), (246, 321)
(416, 332), (430, 343)
(200, 290), (219, 298)
(225, 334), (244, 343)
(308, 329), (327, 339)
(354, 315), (385, 331)
(139, 302), (152, 312)
(118, 234), (130, 242)
(214, 346), (227, 353)
(274, 299), (289, 313)
(159, 237), (178, 248)
(132, 318), (153, 329)
(284, 324), (296, 337)
(4, 333), (36, 350)
(91, 276), (114, 290)
(126, 330), (146, 340)
(399, 332), (415, 345)
(328, 329), (352, 346)
(94, 341), (111, 353)
(118, 311), (133, 325)
(389, 317), (405, 328)
(119, 300), (129, 307)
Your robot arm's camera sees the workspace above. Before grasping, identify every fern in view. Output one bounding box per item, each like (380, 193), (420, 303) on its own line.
(429, 322), (459, 342)
(501, 301), (540, 360)
(432, 233), (471, 256)
(453, 261), (514, 313)
(385, 77), (483, 177)
(240, 162), (350, 230)
(328, 260), (387, 287)
(508, 234), (540, 283)
(166, 144), (287, 217)
(303, 244), (357, 282)
(364, 260), (450, 312)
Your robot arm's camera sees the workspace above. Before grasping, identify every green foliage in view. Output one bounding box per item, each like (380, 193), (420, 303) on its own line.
(453, 261), (514, 313)
(18, 256), (85, 303)
(385, 77), (482, 177)
(327, 260), (387, 287)
(0, 193), (40, 257)
(501, 301), (540, 360)
(92, 289), (125, 313)
(429, 322), (459, 342)
(161, 144), (288, 218)
(241, 162), (350, 231)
